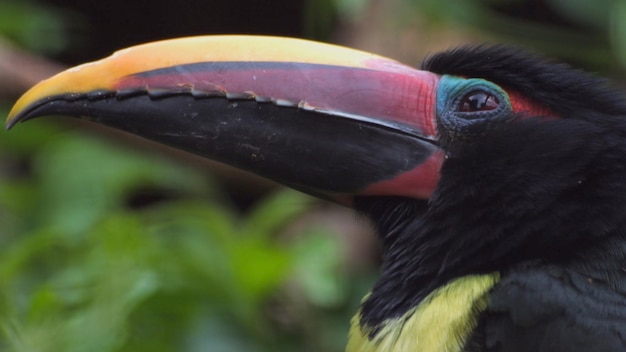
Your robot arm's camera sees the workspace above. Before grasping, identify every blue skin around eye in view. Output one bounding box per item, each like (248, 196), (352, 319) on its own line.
(437, 75), (512, 118)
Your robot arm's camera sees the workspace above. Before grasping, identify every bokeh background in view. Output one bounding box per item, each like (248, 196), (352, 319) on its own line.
(0, 1), (624, 351)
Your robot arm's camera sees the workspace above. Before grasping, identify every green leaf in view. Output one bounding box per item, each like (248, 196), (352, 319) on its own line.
(242, 189), (315, 239)
(32, 133), (213, 237)
(292, 229), (345, 307)
(0, 1), (78, 55)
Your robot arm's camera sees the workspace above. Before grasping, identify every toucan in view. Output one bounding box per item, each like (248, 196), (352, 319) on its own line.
(6, 36), (626, 351)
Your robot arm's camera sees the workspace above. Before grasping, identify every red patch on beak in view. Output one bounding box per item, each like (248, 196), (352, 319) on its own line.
(360, 151), (444, 199)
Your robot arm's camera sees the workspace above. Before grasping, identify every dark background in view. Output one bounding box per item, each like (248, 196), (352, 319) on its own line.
(45, 0), (308, 64)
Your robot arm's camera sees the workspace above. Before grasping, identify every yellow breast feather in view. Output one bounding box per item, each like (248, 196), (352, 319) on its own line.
(347, 273), (500, 352)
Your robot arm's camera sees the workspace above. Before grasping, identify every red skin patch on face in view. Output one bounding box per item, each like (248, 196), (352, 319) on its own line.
(507, 89), (558, 119)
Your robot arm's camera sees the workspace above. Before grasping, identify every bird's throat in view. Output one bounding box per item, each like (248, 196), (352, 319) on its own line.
(347, 273), (499, 352)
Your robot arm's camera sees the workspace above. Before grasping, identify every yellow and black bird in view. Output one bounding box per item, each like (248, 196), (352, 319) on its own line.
(7, 36), (626, 351)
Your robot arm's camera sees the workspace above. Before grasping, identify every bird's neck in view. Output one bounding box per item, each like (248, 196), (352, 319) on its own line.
(353, 118), (626, 342)
(353, 197), (497, 334)
(354, 193), (626, 336)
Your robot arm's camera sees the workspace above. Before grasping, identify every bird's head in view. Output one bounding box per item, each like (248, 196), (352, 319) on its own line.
(7, 37), (592, 204)
(8, 36), (626, 335)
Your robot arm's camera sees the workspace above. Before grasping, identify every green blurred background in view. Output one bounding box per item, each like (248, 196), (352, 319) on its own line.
(0, 0), (624, 351)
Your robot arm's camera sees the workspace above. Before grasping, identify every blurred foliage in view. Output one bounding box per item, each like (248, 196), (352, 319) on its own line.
(0, 1), (372, 350)
(305, 0), (337, 41)
(402, 0), (626, 73)
(0, 114), (362, 352)
(0, 0), (82, 55)
(3, 0), (626, 351)
(309, 0), (626, 74)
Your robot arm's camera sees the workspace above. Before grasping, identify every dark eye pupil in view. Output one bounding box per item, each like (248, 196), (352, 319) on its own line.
(459, 91), (499, 112)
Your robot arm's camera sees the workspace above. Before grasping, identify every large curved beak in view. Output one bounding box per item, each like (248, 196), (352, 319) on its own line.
(7, 35), (442, 201)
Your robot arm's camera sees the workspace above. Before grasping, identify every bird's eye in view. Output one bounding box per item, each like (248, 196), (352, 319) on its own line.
(458, 90), (499, 112)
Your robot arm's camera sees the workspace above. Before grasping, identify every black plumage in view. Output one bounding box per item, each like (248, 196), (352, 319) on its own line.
(354, 46), (626, 350)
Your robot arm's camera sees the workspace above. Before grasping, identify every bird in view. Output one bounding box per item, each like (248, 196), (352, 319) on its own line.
(7, 35), (626, 351)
